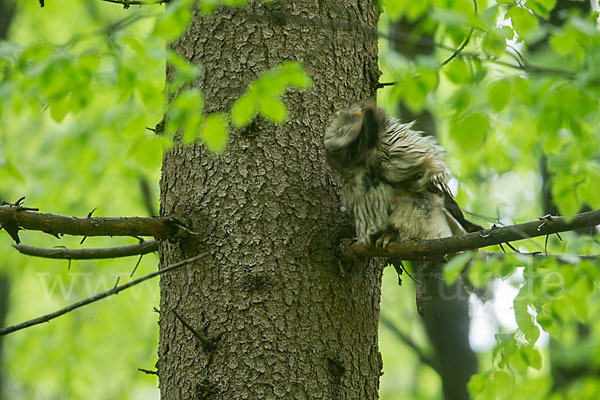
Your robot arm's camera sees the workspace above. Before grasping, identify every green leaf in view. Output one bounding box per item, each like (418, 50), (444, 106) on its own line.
(443, 252), (472, 285)
(481, 26), (514, 58)
(199, 0), (248, 14)
(383, 0), (432, 20)
(508, 6), (539, 40)
(383, 0), (405, 19)
(521, 346), (542, 370)
(233, 62), (312, 126)
(444, 58), (470, 84)
(488, 80), (511, 112)
(231, 94), (257, 128)
(77, 53), (100, 73)
(526, 0), (556, 19)
(448, 89), (472, 117)
(550, 29), (577, 56)
(49, 96), (70, 122)
(551, 172), (580, 218)
(567, 279), (591, 321)
(152, 0), (193, 42)
(201, 113), (229, 154)
(467, 258), (492, 288)
(276, 62), (313, 89)
(167, 51), (201, 94)
(137, 81), (164, 111)
(40, 56), (72, 100)
(514, 295), (540, 345)
(167, 88), (204, 140)
(468, 373), (488, 396)
(2, 158), (24, 182)
(128, 135), (165, 169)
(405, 0), (432, 21)
(399, 66), (438, 113)
(450, 112), (489, 151)
(492, 370), (514, 397)
(258, 97), (287, 123)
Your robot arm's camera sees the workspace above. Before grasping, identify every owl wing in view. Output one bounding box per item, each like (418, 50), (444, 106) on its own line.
(378, 120), (428, 183)
(429, 175), (483, 234)
(379, 118), (482, 234)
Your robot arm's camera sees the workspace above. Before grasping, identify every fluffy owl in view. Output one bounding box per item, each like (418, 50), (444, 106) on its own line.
(324, 103), (481, 247)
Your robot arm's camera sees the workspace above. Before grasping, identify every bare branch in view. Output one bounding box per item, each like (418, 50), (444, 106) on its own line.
(0, 253), (208, 336)
(13, 240), (159, 260)
(0, 204), (185, 242)
(351, 210), (600, 260)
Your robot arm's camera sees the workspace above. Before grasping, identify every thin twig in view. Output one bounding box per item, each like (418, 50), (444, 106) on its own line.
(137, 368), (158, 375)
(172, 309), (216, 350)
(440, 0), (478, 67)
(0, 253), (208, 336)
(351, 209), (600, 260)
(13, 240), (159, 260)
(505, 242), (518, 252)
(130, 254), (144, 277)
(481, 251), (597, 262)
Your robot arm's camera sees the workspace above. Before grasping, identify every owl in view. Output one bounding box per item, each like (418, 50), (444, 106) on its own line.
(324, 103), (481, 247)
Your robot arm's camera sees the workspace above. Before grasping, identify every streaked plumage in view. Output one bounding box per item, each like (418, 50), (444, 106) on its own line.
(324, 103), (481, 246)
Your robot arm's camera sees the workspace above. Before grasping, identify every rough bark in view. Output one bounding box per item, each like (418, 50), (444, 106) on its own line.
(158, 1), (382, 399)
(389, 18), (477, 400)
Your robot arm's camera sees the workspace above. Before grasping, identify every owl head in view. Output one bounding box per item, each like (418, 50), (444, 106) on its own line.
(323, 102), (385, 173)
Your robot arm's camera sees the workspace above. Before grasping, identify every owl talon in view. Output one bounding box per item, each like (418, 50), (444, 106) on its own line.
(370, 224), (397, 248)
(375, 233), (394, 248)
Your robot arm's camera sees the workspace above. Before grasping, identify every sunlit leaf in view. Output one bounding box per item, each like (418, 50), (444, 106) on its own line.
(481, 26), (514, 57)
(258, 97), (287, 123)
(488, 80), (511, 112)
(508, 6), (539, 40)
(201, 113), (229, 153)
(514, 294), (540, 345)
(231, 62), (312, 127)
(450, 112), (489, 151)
(444, 58), (470, 84)
(231, 94), (257, 128)
(443, 252), (472, 285)
(152, 0), (193, 42)
(526, 0), (556, 19)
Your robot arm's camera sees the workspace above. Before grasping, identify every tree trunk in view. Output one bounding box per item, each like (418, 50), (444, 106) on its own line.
(0, 275), (8, 400)
(158, 2), (382, 398)
(0, 2), (15, 397)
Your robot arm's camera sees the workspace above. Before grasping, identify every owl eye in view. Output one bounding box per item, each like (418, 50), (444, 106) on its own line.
(352, 111), (362, 117)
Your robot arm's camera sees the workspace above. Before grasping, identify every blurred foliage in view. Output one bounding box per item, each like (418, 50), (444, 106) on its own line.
(1, 0), (600, 399)
(379, 0), (600, 398)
